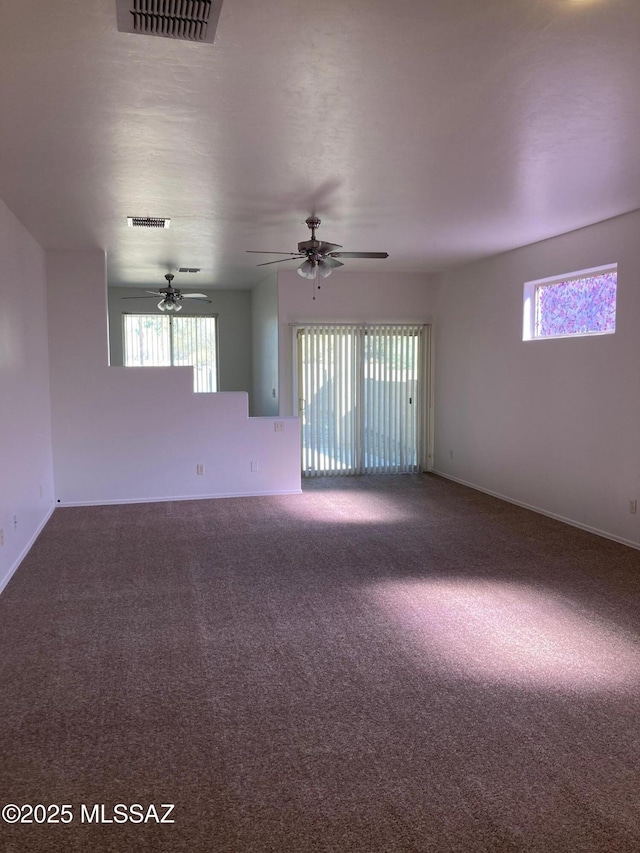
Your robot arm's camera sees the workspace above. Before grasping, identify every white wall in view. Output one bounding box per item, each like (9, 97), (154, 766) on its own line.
(277, 270), (440, 417)
(47, 250), (300, 505)
(0, 199), (55, 593)
(251, 272), (279, 417)
(433, 209), (640, 547)
(108, 286), (252, 394)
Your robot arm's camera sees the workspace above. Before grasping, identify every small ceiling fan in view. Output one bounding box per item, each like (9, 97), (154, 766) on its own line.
(122, 274), (211, 311)
(247, 217), (389, 279)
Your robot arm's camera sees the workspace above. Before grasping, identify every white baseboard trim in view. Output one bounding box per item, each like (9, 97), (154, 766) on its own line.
(430, 470), (640, 552)
(0, 504), (56, 597)
(56, 488), (303, 508)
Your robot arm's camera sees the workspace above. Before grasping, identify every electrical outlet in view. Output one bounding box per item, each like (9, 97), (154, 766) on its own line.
(251, 461), (259, 472)
(13, 515), (17, 530)
(449, 450), (454, 459)
(0, 528), (3, 546)
(630, 499), (637, 515)
(196, 464), (205, 476)
(272, 388), (276, 398)
(274, 422), (284, 433)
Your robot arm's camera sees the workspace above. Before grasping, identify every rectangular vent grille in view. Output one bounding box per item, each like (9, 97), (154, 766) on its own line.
(116, 0), (222, 44)
(178, 267), (201, 273)
(127, 217), (171, 228)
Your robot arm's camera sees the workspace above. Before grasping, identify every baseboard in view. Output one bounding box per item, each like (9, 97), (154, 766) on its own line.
(430, 470), (640, 552)
(56, 488), (303, 508)
(0, 504), (56, 597)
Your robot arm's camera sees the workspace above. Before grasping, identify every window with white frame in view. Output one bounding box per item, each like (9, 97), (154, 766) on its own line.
(523, 264), (617, 341)
(123, 314), (219, 392)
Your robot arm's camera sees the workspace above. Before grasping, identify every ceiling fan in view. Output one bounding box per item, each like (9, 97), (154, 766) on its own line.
(122, 274), (211, 311)
(247, 217), (389, 279)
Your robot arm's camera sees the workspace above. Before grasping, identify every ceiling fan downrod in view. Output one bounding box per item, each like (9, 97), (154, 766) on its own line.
(305, 216), (321, 243)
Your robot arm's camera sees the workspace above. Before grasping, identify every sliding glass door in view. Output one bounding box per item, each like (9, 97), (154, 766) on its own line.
(297, 324), (427, 476)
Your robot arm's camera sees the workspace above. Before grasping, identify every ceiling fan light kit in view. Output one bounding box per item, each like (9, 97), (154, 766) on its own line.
(247, 217), (389, 281)
(297, 258), (339, 280)
(158, 297), (182, 311)
(297, 259), (317, 280)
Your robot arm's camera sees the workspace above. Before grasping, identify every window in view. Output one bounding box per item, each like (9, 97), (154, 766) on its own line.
(123, 314), (218, 392)
(523, 264), (617, 341)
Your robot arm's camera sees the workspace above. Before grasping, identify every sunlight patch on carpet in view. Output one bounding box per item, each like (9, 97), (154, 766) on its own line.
(280, 490), (417, 525)
(369, 579), (640, 691)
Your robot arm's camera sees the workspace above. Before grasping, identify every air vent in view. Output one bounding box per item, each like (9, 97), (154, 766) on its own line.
(127, 216), (171, 228)
(116, 0), (223, 44)
(178, 267), (201, 273)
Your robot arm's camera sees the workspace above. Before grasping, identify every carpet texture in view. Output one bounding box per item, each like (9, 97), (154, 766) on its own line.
(0, 474), (639, 852)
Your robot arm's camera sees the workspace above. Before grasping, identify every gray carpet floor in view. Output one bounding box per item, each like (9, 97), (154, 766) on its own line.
(1, 474), (639, 852)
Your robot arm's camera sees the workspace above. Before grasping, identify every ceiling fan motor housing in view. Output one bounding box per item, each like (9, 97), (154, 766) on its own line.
(298, 238), (322, 254)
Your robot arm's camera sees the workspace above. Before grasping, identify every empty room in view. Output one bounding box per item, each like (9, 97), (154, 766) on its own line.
(1, 1), (639, 851)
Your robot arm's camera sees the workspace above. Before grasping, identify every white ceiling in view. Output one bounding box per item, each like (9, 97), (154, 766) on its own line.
(1, 0), (639, 290)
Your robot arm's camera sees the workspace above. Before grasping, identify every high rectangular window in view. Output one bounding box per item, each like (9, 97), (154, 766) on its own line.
(123, 314), (218, 392)
(523, 264), (617, 341)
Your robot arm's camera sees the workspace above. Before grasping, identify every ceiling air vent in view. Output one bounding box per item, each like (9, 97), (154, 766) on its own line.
(116, 0), (223, 44)
(127, 216), (171, 228)
(178, 267), (201, 273)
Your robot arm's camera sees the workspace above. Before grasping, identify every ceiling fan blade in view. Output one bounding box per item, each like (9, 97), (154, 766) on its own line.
(330, 252), (389, 259)
(181, 297), (211, 303)
(321, 257), (344, 268)
(145, 290), (164, 295)
(246, 251), (301, 255)
(256, 257), (304, 267)
(180, 293), (209, 298)
(121, 295), (160, 299)
(317, 241), (343, 253)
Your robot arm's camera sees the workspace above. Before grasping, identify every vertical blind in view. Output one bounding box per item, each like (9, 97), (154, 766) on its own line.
(123, 314), (218, 392)
(297, 324), (425, 476)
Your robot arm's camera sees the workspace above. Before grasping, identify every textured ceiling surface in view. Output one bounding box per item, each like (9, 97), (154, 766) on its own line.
(1, 0), (639, 290)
